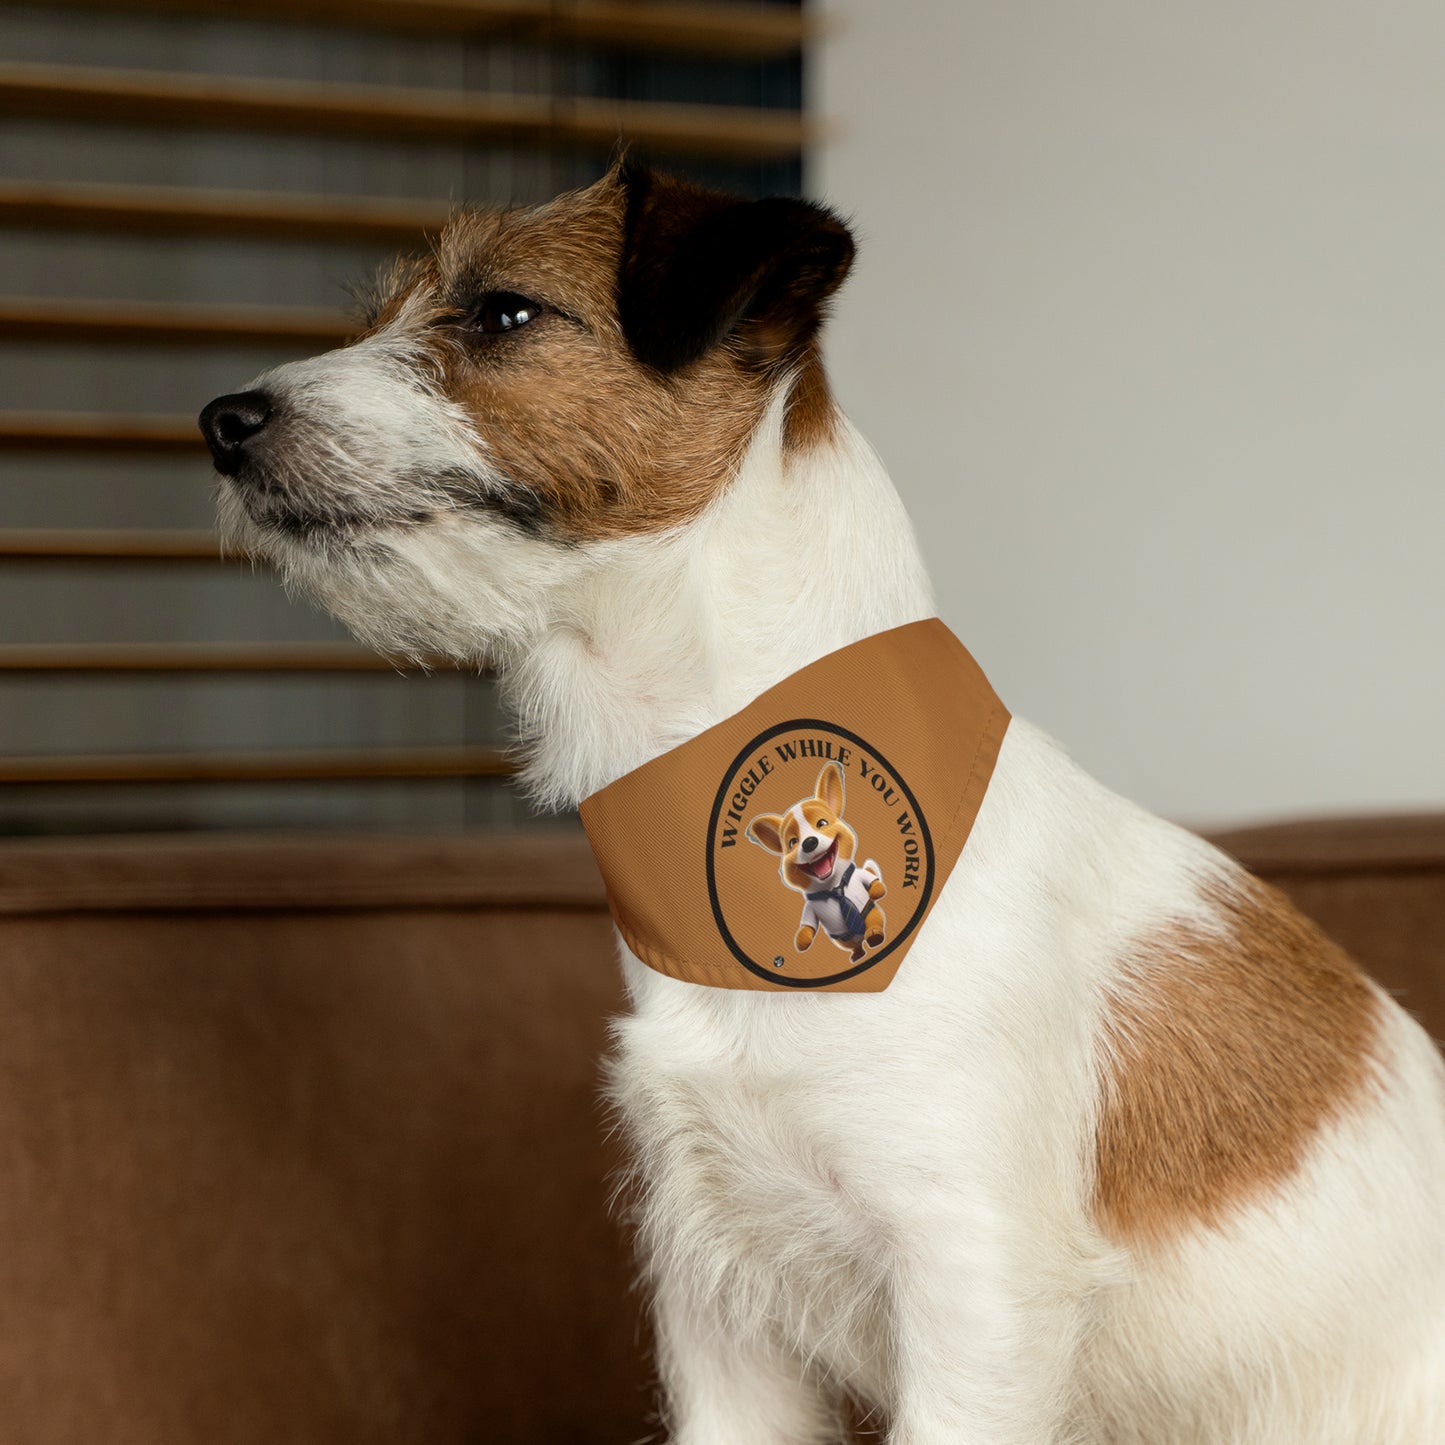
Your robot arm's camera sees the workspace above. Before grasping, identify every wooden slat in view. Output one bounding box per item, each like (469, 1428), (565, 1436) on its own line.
(0, 643), (422, 672)
(0, 180), (449, 245)
(0, 62), (810, 162)
(0, 412), (202, 452)
(0, 0), (810, 58)
(0, 744), (513, 783)
(0, 529), (227, 561)
(0, 296), (353, 348)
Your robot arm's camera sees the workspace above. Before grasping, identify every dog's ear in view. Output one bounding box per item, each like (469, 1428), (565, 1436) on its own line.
(746, 814), (787, 855)
(816, 762), (845, 816)
(617, 161), (855, 374)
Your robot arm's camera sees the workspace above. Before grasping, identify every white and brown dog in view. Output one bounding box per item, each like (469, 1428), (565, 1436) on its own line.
(747, 761), (887, 963)
(201, 163), (1445, 1444)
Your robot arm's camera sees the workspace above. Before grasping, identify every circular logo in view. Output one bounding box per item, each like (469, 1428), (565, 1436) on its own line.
(706, 719), (935, 988)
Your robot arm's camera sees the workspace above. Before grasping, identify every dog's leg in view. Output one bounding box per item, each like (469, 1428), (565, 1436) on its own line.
(654, 1276), (844, 1445)
(882, 1234), (1091, 1445)
(863, 905), (885, 948)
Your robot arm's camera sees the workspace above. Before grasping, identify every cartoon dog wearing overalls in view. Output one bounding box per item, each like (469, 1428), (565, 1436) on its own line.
(745, 761), (887, 963)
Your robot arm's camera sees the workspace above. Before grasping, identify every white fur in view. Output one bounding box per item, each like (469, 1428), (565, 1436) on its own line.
(219, 350), (1445, 1443)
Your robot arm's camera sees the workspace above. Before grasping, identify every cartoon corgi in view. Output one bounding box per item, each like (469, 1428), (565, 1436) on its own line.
(746, 761), (887, 963)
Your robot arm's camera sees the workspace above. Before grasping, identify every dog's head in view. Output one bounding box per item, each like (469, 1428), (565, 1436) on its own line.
(745, 761), (856, 894)
(199, 162), (854, 662)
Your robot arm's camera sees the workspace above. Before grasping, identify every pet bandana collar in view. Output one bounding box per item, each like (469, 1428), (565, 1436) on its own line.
(579, 619), (1010, 993)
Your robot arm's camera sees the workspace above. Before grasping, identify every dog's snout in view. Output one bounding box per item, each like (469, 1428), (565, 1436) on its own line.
(199, 390), (273, 475)
(801, 836), (819, 854)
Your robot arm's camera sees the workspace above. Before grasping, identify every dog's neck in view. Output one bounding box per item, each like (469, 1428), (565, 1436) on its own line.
(503, 394), (936, 809)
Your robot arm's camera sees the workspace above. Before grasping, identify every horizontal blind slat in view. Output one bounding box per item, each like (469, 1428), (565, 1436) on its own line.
(0, 412), (202, 451)
(0, 297), (353, 347)
(0, 529), (228, 560)
(0, 62), (811, 161)
(0, 0), (810, 58)
(0, 643), (444, 672)
(0, 180), (448, 244)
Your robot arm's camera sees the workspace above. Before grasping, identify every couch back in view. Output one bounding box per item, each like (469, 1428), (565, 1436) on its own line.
(0, 819), (1440, 1443)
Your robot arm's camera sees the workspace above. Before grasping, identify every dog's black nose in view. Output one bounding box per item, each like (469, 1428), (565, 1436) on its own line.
(801, 836), (819, 853)
(199, 390), (272, 475)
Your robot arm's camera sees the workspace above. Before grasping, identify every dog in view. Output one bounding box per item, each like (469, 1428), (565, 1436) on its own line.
(747, 760), (887, 962)
(200, 161), (1445, 1443)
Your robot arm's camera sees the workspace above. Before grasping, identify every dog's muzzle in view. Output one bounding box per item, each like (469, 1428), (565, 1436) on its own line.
(199, 390), (273, 476)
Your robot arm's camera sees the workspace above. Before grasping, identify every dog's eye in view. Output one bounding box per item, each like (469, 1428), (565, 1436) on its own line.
(817, 820), (828, 828)
(788, 837), (798, 850)
(472, 291), (542, 334)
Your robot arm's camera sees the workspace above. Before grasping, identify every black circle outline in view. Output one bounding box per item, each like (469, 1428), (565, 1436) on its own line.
(706, 718), (936, 988)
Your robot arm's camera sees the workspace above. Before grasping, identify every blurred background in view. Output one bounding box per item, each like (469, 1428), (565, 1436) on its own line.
(2, 0), (1442, 837)
(0, 0), (802, 836)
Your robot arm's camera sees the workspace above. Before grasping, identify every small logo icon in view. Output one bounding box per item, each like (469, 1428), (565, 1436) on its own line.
(707, 719), (933, 988)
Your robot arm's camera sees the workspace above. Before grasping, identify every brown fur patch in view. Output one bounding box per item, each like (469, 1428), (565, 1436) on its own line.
(1093, 872), (1381, 1247)
(369, 173), (825, 543)
(783, 345), (840, 454)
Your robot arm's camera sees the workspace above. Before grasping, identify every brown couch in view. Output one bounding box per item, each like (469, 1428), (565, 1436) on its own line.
(0, 818), (1440, 1443)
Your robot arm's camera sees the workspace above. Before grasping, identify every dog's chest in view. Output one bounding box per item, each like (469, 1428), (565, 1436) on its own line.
(613, 1004), (890, 1386)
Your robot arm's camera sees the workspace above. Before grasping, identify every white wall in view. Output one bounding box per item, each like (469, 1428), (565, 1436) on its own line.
(813, 1), (1445, 827)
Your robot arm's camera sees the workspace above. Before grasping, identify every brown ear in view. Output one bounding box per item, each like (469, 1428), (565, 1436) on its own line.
(617, 161), (855, 374)
(746, 814), (787, 855)
(816, 762), (845, 816)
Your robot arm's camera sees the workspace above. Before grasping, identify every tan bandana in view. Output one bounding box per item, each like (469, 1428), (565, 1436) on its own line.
(578, 619), (1010, 992)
